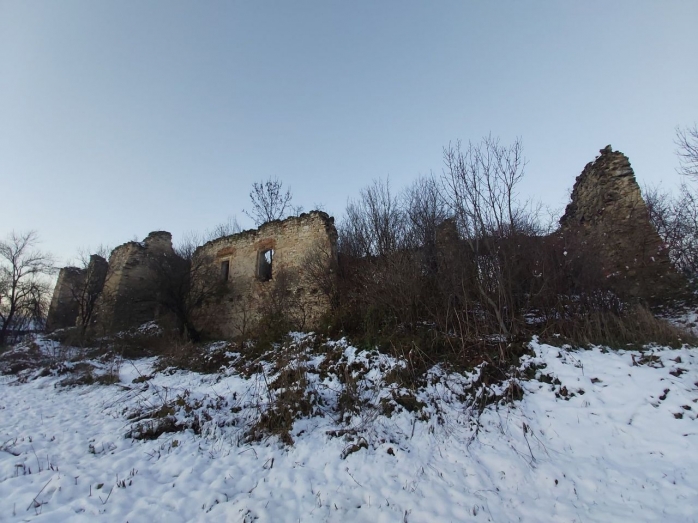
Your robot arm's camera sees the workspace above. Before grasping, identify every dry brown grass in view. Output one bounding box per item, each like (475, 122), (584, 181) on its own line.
(540, 304), (695, 349)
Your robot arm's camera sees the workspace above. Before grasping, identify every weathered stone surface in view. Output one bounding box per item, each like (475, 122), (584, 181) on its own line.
(86, 255), (109, 297)
(90, 231), (175, 334)
(559, 145), (682, 301)
(46, 255), (109, 332)
(75, 255), (109, 328)
(195, 211), (337, 338)
(48, 214), (337, 339)
(46, 267), (85, 331)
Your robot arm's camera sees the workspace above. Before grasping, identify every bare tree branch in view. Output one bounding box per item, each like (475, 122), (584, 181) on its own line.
(205, 217), (242, 241)
(244, 177), (294, 226)
(0, 231), (55, 345)
(676, 124), (698, 179)
(645, 182), (698, 276)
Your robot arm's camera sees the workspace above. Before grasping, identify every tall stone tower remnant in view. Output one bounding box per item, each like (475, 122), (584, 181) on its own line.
(45, 267), (86, 331)
(559, 145), (682, 301)
(90, 231), (175, 334)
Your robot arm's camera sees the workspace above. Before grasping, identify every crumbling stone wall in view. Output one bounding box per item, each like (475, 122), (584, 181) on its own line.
(86, 255), (109, 297)
(195, 212), (337, 338)
(74, 255), (109, 328)
(90, 231), (175, 334)
(559, 145), (682, 301)
(46, 267), (86, 331)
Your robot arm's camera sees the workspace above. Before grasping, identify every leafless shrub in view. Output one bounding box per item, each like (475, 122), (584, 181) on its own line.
(339, 177), (406, 258)
(301, 238), (339, 310)
(255, 267), (307, 342)
(440, 135), (540, 337)
(402, 175), (448, 268)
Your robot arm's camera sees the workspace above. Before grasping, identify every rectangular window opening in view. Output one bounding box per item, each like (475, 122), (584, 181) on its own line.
(257, 249), (274, 281)
(221, 260), (230, 281)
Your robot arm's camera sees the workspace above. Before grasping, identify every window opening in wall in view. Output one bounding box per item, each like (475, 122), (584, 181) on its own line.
(257, 249), (274, 281)
(220, 260), (230, 281)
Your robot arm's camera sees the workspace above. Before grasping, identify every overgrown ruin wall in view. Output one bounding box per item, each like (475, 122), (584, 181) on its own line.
(559, 145), (682, 301)
(47, 216), (337, 338)
(195, 211), (337, 339)
(90, 232), (175, 334)
(46, 147), (679, 338)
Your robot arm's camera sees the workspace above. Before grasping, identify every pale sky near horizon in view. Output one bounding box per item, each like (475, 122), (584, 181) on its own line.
(1, 1), (697, 266)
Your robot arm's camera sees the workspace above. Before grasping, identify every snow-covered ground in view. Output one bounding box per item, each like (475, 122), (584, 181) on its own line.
(1, 337), (698, 522)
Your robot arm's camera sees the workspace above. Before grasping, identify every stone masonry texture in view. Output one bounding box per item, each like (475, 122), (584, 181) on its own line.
(559, 145), (683, 301)
(194, 211), (338, 338)
(90, 231), (175, 334)
(45, 267), (86, 331)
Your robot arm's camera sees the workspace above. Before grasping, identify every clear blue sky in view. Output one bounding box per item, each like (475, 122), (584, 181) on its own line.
(1, 1), (697, 265)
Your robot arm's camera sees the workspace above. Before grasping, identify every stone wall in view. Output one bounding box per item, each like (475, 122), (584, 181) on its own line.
(46, 267), (85, 331)
(559, 145), (682, 301)
(194, 211), (337, 338)
(75, 255), (109, 328)
(86, 255), (109, 297)
(47, 215), (337, 339)
(90, 231), (175, 334)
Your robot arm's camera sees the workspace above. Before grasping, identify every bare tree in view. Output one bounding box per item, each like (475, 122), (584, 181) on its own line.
(70, 246), (110, 333)
(336, 177), (439, 335)
(442, 136), (529, 239)
(402, 175), (448, 275)
(645, 183), (698, 276)
(244, 177), (294, 226)
(0, 231), (55, 345)
(676, 124), (698, 179)
(339, 177), (406, 258)
(441, 135), (531, 336)
(147, 234), (225, 341)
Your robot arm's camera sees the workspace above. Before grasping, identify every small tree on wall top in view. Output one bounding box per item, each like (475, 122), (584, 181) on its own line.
(244, 177), (294, 226)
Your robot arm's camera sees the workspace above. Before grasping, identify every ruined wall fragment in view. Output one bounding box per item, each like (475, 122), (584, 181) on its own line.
(194, 212), (338, 338)
(85, 255), (109, 296)
(74, 255), (109, 328)
(46, 267), (86, 331)
(559, 145), (683, 301)
(90, 231), (175, 334)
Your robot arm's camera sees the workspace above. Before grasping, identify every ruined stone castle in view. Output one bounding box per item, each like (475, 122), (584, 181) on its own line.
(46, 211), (338, 337)
(46, 147), (683, 338)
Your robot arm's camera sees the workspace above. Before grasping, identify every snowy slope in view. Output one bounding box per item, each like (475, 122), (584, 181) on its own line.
(1, 339), (697, 522)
